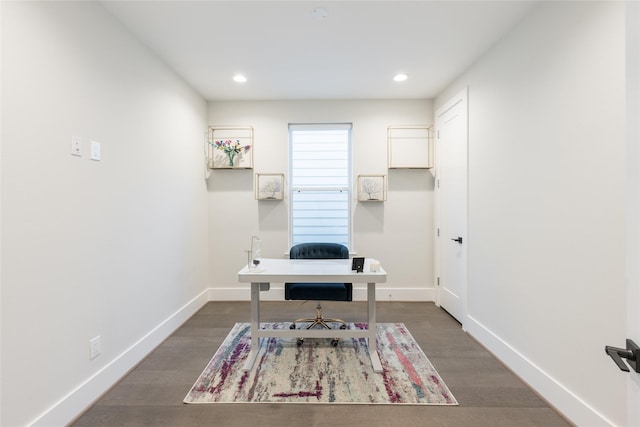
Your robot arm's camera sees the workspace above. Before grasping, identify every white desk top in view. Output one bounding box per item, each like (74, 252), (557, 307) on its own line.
(237, 258), (387, 283)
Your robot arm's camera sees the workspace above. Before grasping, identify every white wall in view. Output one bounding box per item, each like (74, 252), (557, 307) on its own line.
(1, 1), (629, 425)
(436, 2), (627, 426)
(206, 100), (435, 301)
(1, 2), (209, 426)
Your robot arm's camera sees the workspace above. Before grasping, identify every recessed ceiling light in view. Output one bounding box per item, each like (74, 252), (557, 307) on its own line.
(311, 7), (328, 20)
(393, 74), (408, 82)
(233, 74), (247, 83)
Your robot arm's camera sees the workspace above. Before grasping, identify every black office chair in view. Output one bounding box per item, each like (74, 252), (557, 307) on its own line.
(285, 242), (352, 347)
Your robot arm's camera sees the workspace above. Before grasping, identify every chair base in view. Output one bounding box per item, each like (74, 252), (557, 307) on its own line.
(290, 303), (347, 330)
(290, 304), (347, 347)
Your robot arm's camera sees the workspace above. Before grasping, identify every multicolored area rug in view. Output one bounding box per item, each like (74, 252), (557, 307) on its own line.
(184, 322), (457, 405)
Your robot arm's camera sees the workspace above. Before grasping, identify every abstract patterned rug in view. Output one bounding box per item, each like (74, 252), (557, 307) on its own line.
(184, 322), (457, 405)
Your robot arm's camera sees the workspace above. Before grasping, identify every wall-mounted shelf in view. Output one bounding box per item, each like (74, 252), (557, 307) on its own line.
(387, 125), (433, 169)
(207, 125), (254, 169)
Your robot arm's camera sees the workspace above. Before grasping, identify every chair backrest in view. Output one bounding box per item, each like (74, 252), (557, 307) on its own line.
(289, 243), (349, 260)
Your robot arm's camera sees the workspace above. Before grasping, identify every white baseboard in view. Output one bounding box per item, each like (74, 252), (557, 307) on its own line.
(32, 286), (615, 427)
(465, 315), (615, 427)
(208, 286), (435, 302)
(32, 285), (433, 426)
(30, 285), (432, 426)
(35, 286), (611, 427)
(30, 289), (210, 427)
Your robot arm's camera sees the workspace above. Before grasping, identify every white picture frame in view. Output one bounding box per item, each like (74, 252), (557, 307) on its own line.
(358, 175), (387, 202)
(387, 125), (433, 169)
(255, 173), (284, 200)
(207, 125), (254, 169)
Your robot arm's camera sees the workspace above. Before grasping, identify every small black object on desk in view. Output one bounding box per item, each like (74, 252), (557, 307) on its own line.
(351, 257), (365, 273)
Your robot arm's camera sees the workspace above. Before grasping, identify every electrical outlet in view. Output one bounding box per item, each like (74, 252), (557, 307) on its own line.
(89, 336), (101, 360)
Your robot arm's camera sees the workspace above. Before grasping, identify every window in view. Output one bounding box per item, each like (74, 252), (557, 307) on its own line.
(289, 124), (352, 249)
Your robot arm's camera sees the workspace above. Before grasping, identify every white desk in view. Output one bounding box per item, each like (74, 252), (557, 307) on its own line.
(237, 258), (387, 372)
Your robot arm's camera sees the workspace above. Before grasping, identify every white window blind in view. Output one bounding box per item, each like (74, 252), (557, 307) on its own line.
(289, 124), (352, 248)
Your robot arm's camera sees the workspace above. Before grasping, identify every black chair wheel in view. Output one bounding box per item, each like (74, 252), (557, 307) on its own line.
(339, 324), (347, 330)
(289, 324), (296, 330)
(331, 339), (339, 347)
(296, 338), (304, 347)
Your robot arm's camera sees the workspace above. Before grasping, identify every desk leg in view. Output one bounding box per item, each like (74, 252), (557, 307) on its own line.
(368, 282), (383, 372)
(242, 282), (261, 372)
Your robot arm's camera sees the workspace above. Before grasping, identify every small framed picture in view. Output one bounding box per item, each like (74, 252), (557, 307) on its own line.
(255, 173), (285, 200)
(357, 175), (387, 202)
(351, 257), (365, 272)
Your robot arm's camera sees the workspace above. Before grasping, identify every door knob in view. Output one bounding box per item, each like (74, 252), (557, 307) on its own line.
(451, 237), (463, 244)
(605, 339), (639, 373)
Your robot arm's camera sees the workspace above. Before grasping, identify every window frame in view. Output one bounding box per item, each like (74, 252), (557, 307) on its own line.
(288, 123), (353, 250)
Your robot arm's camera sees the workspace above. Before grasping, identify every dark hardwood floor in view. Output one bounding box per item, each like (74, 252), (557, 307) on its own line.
(71, 301), (572, 427)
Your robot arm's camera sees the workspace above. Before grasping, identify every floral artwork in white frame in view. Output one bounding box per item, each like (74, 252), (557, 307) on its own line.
(358, 175), (386, 202)
(255, 173), (284, 200)
(207, 126), (254, 169)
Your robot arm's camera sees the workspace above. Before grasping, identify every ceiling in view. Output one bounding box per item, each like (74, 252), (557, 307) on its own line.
(101, 1), (538, 101)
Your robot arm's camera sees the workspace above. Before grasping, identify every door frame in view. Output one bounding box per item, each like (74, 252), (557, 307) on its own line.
(434, 87), (469, 328)
(626, 1), (640, 425)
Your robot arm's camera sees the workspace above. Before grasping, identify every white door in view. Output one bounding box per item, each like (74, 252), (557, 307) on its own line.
(435, 88), (468, 324)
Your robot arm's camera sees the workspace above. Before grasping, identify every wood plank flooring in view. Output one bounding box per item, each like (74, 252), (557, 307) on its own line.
(71, 301), (573, 427)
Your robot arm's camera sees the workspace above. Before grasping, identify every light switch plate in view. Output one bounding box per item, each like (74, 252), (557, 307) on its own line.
(89, 336), (101, 360)
(90, 141), (101, 161)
